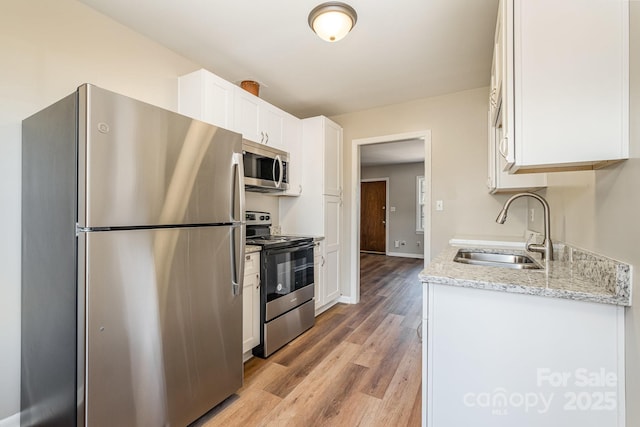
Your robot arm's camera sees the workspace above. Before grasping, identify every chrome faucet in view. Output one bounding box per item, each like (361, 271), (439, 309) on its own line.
(495, 192), (553, 261)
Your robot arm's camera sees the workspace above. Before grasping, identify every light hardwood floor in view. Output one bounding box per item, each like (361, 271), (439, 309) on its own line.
(195, 253), (424, 427)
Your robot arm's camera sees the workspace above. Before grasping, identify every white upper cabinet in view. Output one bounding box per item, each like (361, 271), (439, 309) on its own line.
(233, 87), (261, 142)
(281, 113), (303, 196)
(488, 1), (546, 193)
(323, 119), (343, 197)
(487, 108), (547, 193)
(178, 69), (235, 129)
(233, 86), (285, 149)
(178, 69), (304, 197)
(488, 2), (503, 125)
(499, 0), (629, 173)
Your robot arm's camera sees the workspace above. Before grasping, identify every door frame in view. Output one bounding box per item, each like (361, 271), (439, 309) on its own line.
(349, 130), (432, 304)
(359, 177), (389, 255)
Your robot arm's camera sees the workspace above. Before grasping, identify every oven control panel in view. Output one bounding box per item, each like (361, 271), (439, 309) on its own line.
(246, 210), (271, 225)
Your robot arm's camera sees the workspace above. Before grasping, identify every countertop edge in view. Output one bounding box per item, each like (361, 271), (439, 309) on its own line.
(420, 273), (630, 306)
(420, 244), (632, 307)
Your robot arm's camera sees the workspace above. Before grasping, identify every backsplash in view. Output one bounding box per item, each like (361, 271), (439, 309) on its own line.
(556, 244), (632, 300)
(245, 192), (279, 224)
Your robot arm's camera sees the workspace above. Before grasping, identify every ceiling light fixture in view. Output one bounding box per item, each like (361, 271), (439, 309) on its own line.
(308, 2), (358, 42)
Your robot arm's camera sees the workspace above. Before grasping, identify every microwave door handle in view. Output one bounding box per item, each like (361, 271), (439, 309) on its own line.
(273, 155), (283, 189)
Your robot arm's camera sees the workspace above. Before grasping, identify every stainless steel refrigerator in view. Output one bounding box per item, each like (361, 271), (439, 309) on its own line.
(21, 84), (245, 426)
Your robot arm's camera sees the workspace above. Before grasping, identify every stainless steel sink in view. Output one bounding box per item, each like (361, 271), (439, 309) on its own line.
(453, 249), (542, 270)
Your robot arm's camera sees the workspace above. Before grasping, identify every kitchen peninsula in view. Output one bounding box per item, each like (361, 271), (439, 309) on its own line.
(420, 242), (631, 427)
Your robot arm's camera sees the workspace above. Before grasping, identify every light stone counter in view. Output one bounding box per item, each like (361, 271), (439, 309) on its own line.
(420, 244), (632, 306)
(245, 245), (261, 254)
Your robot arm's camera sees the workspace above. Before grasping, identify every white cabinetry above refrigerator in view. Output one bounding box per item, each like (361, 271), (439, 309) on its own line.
(178, 69), (235, 130)
(178, 68), (303, 196)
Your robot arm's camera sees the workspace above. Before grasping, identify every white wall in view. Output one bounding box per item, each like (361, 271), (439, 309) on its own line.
(361, 162), (425, 256)
(331, 87), (529, 297)
(245, 193), (280, 223)
(527, 4), (639, 424)
(0, 0), (201, 421)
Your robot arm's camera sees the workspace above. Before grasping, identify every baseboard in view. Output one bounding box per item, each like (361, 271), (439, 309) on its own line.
(338, 295), (356, 304)
(386, 252), (424, 259)
(315, 299), (341, 316)
(0, 412), (19, 427)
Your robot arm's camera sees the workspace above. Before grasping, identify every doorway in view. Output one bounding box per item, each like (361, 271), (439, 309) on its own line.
(349, 130), (432, 305)
(360, 179), (388, 254)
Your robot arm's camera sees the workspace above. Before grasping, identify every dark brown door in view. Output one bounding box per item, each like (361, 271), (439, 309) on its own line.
(360, 181), (386, 253)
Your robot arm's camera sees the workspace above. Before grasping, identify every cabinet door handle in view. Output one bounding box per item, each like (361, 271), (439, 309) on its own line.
(321, 256), (326, 267)
(256, 274), (260, 289)
(499, 136), (509, 159)
(260, 131), (265, 144)
(265, 132), (269, 144)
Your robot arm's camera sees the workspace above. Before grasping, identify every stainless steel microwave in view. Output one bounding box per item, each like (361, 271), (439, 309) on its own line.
(242, 139), (289, 193)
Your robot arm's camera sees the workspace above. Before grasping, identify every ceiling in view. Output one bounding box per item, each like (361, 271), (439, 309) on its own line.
(78, 0), (499, 118)
(360, 139), (425, 167)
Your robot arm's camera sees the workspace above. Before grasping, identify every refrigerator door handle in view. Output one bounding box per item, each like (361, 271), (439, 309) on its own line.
(232, 151), (245, 224)
(231, 152), (246, 296)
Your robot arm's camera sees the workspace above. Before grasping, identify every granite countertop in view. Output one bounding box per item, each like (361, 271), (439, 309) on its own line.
(420, 244), (632, 306)
(245, 245), (261, 254)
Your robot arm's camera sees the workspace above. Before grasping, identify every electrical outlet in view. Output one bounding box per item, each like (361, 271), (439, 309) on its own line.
(436, 200), (444, 211)
(530, 208), (535, 222)
(390, 206), (396, 212)
(394, 240), (399, 248)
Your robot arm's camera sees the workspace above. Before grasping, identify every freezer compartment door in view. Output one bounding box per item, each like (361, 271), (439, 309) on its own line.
(78, 84), (243, 228)
(83, 225), (242, 426)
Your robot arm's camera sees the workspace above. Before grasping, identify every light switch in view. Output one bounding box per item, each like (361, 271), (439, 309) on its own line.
(436, 200), (444, 211)
(390, 206), (396, 212)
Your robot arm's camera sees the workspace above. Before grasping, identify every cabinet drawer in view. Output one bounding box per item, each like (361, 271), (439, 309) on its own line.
(244, 252), (260, 276)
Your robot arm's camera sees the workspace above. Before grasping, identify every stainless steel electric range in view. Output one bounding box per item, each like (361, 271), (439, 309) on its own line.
(245, 211), (315, 357)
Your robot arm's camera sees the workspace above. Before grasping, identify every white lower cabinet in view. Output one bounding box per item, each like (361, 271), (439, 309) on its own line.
(243, 252), (260, 357)
(313, 240), (325, 311)
(423, 283), (625, 427)
(322, 196), (341, 304)
(313, 237), (339, 315)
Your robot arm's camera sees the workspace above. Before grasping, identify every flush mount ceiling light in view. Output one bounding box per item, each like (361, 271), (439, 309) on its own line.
(308, 2), (358, 42)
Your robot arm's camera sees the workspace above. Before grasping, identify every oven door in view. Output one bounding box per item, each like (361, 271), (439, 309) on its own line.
(261, 242), (314, 322)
